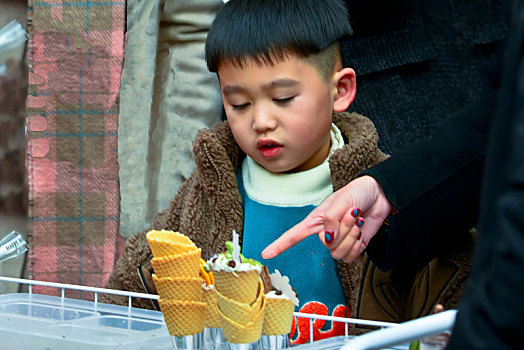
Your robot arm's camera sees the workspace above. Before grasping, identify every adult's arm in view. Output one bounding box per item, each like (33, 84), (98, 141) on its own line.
(364, 90), (496, 270)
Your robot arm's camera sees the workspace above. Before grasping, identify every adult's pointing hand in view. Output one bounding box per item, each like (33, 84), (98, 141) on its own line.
(261, 175), (393, 263)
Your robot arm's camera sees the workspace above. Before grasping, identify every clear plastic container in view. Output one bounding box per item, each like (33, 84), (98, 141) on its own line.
(0, 293), (172, 350)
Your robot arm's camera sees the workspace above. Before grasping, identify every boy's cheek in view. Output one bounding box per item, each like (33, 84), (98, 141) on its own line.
(228, 122), (245, 144)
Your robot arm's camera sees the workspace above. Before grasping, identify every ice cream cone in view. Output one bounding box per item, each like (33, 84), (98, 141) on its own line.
(213, 269), (260, 304)
(146, 230), (197, 257)
(215, 280), (264, 324)
(151, 248), (201, 278)
(158, 298), (206, 337)
(202, 285), (221, 328)
(262, 297), (295, 335)
(218, 294), (266, 344)
(152, 275), (203, 301)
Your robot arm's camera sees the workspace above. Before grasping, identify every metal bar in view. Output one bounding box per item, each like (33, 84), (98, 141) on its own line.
(309, 317), (313, 343)
(61, 288), (65, 321)
(293, 311), (397, 328)
(128, 295), (132, 318)
(0, 276), (159, 300)
(341, 310), (457, 350)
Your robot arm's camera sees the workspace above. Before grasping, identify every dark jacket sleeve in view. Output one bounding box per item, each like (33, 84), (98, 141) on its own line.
(363, 91), (496, 270)
(447, 2), (524, 346)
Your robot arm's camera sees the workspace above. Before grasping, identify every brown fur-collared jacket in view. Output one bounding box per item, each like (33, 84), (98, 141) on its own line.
(102, 112), (473, 329)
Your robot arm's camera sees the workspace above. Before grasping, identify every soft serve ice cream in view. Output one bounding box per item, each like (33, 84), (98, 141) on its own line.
(207, 233), (266, 343)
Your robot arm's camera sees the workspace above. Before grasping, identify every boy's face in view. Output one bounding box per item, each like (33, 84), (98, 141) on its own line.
(218, 56), (337, 173)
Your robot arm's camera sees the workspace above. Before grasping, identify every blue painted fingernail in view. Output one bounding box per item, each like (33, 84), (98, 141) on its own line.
(325, 230), (334, 244)
(357, 218), (364, 227)
(357, 232), (362, 240)
(351, 208), (361, 217)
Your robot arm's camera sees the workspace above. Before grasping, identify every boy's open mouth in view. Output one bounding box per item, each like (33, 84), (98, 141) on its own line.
(257, 139), (283, 158)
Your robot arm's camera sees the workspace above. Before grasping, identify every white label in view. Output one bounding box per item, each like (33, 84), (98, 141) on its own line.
(0, 235), (25, 258)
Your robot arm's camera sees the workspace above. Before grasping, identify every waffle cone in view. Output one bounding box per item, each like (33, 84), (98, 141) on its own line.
(158, 299), (206, 336)
(151, 248), (201, 278)
(152, 275), (203, 301)
(202, 286), (221, 328)
(146, 230), (197, 257)
(216, 280), (264, 324)
(262, 297), (295, 335)
(213, 269), (260, 304)
(218, 294), (266, 344)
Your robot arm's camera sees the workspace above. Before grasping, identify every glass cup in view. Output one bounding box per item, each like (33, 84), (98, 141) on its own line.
(172, 332), (204, 350)
(260, 334), (290, 349)
(0, 231), (28, 264)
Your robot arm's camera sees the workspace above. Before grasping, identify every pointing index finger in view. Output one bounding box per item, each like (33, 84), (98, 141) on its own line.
(261, 214), (323, 259)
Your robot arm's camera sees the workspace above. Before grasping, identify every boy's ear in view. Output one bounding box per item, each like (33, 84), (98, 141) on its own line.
(332, 67), (356, 112)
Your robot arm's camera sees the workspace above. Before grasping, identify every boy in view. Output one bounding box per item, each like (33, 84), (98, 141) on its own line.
(103, 0), (472, 341)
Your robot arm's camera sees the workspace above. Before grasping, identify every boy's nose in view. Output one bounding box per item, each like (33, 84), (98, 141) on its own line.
(252, 104), (277, 132)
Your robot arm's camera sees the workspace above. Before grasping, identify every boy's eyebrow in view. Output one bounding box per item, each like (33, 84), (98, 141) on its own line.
(262, 78), (300, 90)
(222, 85), (246, 96)
(222, 78), (300, 96)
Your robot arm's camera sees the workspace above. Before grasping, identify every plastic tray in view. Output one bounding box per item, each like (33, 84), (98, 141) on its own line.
(0, 292), (172, 350)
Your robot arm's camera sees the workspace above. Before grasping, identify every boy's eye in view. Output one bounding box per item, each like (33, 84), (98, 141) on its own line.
(232, 103), (250, 110)
(273, 96), (295, 104)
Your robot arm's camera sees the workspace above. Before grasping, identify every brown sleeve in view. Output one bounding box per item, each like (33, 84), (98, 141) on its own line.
(100, 176), (195, 308)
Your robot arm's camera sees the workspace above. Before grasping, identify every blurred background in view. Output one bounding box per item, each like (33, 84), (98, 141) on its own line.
(0, 0), (26, 29)
(0, 0), (28, 292)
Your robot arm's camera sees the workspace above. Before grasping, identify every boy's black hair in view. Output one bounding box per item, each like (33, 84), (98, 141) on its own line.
(206, 0), (353, 73)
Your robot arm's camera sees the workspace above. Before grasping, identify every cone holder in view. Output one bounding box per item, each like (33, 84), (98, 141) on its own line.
(226, 341), (262, 350)
(172, 332), (204, 349)
(260, 334), (290, 349)
(203, 327), (227, 350)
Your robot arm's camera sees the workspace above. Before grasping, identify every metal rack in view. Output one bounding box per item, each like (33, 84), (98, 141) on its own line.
(0, 276), (455, 349)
